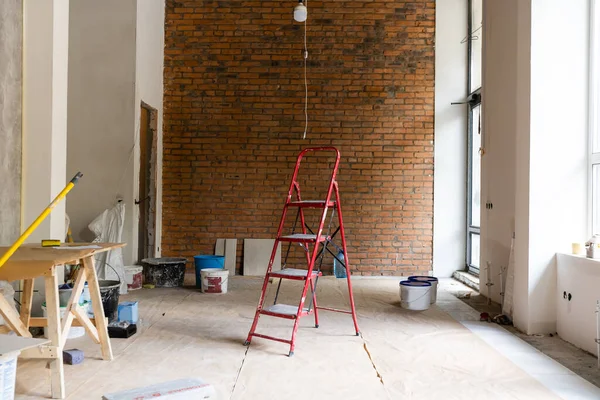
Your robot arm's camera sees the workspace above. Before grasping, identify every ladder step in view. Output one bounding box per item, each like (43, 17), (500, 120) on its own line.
(251, 333), (292, 345)
(279, 234), (327, 243)
(270, 268), (322, 280)
(287, 200), (336, 208)
(261, 304), (312, 319)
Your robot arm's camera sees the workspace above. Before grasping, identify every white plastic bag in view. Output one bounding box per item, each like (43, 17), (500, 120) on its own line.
(88, 202), (128, 294)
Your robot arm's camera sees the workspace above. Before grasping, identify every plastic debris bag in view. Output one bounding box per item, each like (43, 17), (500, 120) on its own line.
(88, 202), (128, 294)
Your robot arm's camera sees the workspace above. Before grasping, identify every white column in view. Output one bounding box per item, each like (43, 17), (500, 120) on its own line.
(22, 0), (70, 315)
(22, 0), (69, 242)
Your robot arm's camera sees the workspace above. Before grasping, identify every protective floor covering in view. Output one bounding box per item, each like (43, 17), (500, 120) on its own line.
(14, 277), (561, 399)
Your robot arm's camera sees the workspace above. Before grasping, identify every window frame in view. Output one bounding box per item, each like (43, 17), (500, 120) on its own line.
(466, 0), (483, 275)
(466, 92), (482, 274)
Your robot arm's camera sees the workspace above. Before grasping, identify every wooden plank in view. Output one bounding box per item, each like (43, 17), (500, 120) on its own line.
(60, 266), (87, 349)
(72, 306), (100, 344)
(0, 294), (32, 337)
(0, 326), (10, 334)
(29, 317), (105, 328)
(44, 271), (65, 399)
(19, 345), (58, 359)
(0, 243), (125, 281)
(0, 334), (49, 355)
(83, 256), (113, 361)
(20, 278), (34, 328)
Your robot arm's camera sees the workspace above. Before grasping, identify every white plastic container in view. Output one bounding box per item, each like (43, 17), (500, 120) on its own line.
(400, 280), (432, 311)
(41, 304), (85, 339)
(200, 268), (229, 294)
(124, 266), (144, 290)
(408, 276), (438, 304)
(0, 353), (17, 400)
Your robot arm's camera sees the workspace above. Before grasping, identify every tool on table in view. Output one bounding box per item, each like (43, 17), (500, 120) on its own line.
(0, 172), (83, 269)
(41, 239), (61, 247)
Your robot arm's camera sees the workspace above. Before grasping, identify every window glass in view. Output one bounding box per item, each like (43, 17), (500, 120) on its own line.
(470, 104), (481, 227)
(470, 233), (480, 269)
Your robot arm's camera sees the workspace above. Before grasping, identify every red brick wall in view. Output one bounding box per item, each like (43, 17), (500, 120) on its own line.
(163, 1), (435, 276)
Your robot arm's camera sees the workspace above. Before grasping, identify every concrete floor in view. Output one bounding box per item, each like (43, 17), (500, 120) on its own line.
(13, 276), (600, 399)
(442, 278), (600, 389)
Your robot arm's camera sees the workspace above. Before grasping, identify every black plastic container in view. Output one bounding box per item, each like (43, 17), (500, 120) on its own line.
(142, 257), (187, 288)
(98, 280), (121, 322)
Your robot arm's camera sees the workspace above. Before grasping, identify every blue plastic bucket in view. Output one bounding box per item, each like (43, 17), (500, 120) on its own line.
(408, 276), (438, 304)
(194, 255), (225, 288)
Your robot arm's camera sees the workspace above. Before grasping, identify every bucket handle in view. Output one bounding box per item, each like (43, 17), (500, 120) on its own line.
(104, 262), (122, 284)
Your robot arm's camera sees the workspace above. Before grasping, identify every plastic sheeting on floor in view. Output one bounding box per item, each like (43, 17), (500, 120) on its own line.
(15, 277), (563, 399)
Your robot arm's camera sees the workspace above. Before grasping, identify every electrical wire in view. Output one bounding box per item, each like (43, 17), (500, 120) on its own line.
(302, 1), (308, 139)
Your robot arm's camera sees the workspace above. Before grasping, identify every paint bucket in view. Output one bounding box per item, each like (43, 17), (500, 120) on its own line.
(142, 257), (187, 288)
(124, 266), (144, 290)
(200, 268), (229, 294)
(193, 255), (225, 288)
(408, 276), (439, 304)
(98, 280), (121, 322)
(58, 287), (73, 307)
(41, 303), (86, 339)
(399, 280), (432, 311)
(0, 352), (17, 400)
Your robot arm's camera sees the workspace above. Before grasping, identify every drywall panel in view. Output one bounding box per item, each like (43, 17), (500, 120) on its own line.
(66, 0), (137, 262)
(135, 0), (165, 258)
(433, 0), (468, 278)
(243, 239), (281, 276)
(0, 0), (22, 245)
(224, 239), (237, 275)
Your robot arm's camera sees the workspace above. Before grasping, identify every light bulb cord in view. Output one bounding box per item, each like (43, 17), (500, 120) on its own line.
(302, 0), (308, 140)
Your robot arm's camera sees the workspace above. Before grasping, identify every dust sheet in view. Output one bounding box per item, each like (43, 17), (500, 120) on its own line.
(14, 278), (560, 400)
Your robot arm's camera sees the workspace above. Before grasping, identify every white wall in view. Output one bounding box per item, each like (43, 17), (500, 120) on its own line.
(480, 0), (519, 304)
(482, 0), (589, 334)
(66, 0), (137, 263)
(523, 0), (589, 333)
(433, 0), (468, 278)
(556, 254), (600, 356)
(134, 0), (165, 257)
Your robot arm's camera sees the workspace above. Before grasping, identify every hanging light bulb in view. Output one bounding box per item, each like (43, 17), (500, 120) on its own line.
(294, 0), (307, 22)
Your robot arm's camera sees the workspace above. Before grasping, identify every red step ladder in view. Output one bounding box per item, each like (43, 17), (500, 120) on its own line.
(244, 147), (360, 356)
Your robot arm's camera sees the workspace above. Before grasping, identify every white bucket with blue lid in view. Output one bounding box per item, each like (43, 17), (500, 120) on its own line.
(400, 280), (432, 311)
(408, 276), (438, 304)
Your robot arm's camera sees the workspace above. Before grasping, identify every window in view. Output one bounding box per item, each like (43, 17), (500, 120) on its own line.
(466, 0), (482, 275)
(592, 0), (600, 235)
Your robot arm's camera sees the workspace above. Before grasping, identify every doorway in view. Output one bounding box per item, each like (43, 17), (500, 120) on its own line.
(137, 102), (158, 262)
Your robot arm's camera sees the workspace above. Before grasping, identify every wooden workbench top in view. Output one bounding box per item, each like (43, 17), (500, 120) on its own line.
(0, 243), (125, 282)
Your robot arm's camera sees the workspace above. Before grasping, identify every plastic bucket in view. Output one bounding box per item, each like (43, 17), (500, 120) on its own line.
(408, 276), (439, 304)
(0, 353), (17, 400)
(142, 257), (187, 288)
(124, 266), (144, 290)
(200, 268), (229, 294)
(193, 255), (224, 288)
(99, 280), (121, 322)
(399, 280), (432, 311)
(41, 303), (85, 339)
